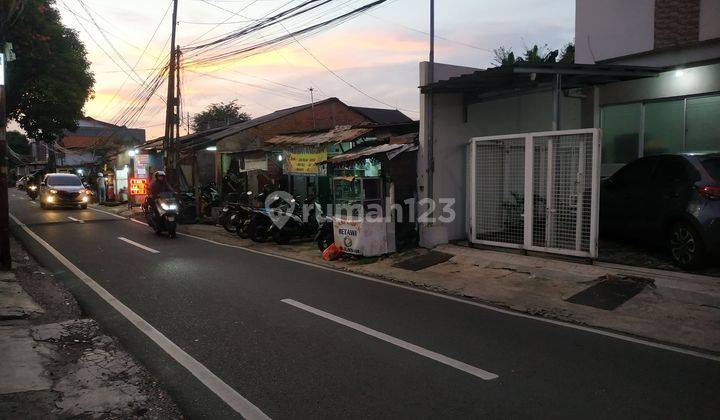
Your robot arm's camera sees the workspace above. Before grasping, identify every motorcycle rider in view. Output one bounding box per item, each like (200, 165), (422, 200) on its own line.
(145, 171), (175, 218)
(149, 171), (174, 197)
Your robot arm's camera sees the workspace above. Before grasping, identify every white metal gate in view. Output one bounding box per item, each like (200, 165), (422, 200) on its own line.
(468, 129), (601, 258)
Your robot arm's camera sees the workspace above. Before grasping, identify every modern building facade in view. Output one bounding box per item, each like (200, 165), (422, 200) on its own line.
(417, 0), (720, 244)
(577, 0), (720, 175)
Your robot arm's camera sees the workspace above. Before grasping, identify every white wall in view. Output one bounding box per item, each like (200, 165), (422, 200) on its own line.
(418, 63), (584, 241)
(575, 0), (655, 64)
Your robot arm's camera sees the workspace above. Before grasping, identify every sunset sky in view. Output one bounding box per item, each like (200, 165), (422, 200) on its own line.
(54, 0), (575, 139)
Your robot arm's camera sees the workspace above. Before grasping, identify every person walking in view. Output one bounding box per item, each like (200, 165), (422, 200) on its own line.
(97, 172), (107, 204)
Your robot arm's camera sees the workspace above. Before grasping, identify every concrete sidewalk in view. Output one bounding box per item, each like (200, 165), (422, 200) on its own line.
(0, 236), (182, 418)
(93, 204), (720, 354)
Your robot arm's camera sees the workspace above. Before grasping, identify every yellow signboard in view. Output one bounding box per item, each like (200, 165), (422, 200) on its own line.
(284, 148), (327, 174)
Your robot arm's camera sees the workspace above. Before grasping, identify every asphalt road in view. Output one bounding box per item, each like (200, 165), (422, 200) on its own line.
(8, 189), (720, 419)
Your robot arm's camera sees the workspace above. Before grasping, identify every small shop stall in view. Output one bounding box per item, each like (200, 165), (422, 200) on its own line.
(265, 126), (374, 207)
(323, 133), (419, 255)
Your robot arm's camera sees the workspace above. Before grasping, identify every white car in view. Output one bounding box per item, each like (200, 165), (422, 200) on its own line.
(15, 176), (29, 190)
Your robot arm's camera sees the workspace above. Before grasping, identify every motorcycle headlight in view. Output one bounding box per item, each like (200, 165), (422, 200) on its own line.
(160, 202), (178, 211)
(29, 185), (37, 191)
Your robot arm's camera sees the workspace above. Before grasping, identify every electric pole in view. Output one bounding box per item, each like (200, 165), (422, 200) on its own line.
(173, 45), (181, 177)
(426, 0), (435, 204)
(309, 87), (316, 130)
(164, 0), (179, 184)
(0, 46), (10, 269)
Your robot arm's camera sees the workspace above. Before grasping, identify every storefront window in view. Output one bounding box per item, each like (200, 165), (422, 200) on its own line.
(686, 95), (720, 152)
(644, 100), (684, 156)
(601, 103), (641, 164)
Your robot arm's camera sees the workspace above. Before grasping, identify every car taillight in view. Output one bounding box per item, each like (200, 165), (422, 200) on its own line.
(696, 185), (720, 200)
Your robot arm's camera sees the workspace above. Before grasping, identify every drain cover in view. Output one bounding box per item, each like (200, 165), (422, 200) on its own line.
(566, 277), (649, 310)
(393, 251), (453, 271)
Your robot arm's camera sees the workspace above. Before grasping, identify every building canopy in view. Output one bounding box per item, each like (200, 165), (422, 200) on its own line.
(421, 63), (663, 100)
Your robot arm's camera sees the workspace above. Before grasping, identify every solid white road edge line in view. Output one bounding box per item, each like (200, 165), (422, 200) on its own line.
(9, 213), (271, 420)
(117, 237), (160, 254)
(282, 298), (499, 380)
(68, 217), (85, 224)
(87, 206), (720, 363)
(88, 206), (128, 219)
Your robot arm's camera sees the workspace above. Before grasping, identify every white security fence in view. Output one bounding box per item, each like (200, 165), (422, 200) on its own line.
(468, 129), (601, 258)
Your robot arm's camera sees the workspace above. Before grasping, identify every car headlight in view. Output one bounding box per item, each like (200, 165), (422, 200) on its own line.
(160, 202), (178, 211)
(50, 189), (58, 194)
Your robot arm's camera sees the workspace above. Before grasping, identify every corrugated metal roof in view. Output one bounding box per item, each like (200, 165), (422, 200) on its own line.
(206, 100), (328, 142)
(422, 63), (662, 94)
(350, 106), (413, 124)
(265, 126), (372, 146)
(322, 143), (417, 164)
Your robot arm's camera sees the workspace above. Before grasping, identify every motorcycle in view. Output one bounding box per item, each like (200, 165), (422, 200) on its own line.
(315, 215), (335, 251)
(199, 183), (221, 218)
(144, 192), (179, 238)
(219, 191), (253, 233)
(242, 192), (289, 242)
(269, 197), (324, 245)
(26, 183), (39, 200)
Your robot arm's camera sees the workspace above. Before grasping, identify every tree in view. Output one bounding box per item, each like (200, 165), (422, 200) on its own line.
(558, 42), (575, 64)
(2, 0), (94, 155)
(492, 42), (574, 66)
(192, 100), (251, 132)
(6, 131), (31, 169)
(7, 131), (30, 156)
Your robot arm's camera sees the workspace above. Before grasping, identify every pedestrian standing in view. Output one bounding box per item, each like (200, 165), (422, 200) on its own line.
(97, 172), (106, 204)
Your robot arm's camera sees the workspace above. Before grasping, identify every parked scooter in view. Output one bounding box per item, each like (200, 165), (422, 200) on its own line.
(315, 215), (334, 251)
(219, 191), (253, 233)
(269, 196), (324, 245)
(242, 192), (290, 242)
(143, 192), (179, 238)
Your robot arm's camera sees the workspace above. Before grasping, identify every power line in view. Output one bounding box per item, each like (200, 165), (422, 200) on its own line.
(96, 0), (174, 117)
(281, 22), (417, 113)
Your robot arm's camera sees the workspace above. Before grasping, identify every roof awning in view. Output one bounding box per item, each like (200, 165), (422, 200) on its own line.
(265, 126), (372, 146)
(321, 142), (417, 165)
(421, 63), (663, 97)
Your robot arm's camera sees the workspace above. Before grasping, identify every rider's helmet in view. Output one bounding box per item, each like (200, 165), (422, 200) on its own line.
(155, 171), (166, 181)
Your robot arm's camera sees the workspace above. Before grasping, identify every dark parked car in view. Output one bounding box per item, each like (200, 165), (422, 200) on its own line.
(39, 173), (92, 210)
(600, 152), (720, 269)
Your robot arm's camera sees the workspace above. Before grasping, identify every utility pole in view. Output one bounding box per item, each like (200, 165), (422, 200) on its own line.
(309, 87), (316, 130)
(173, 45), (181, 177)
(0, 47), (10, 269)
(186, 111), (190, 134)
(164, 0), (179, 184)
(426, 0), (435, 204)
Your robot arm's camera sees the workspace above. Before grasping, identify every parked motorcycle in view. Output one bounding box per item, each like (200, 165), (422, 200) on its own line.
(219, 191), (254, 233)
(144, 192), (179, 238)
(199, 183), (221, 218)
(269, 197), (324, 245)
(315, 215), (335, 251)
(243, 192), (290, 242)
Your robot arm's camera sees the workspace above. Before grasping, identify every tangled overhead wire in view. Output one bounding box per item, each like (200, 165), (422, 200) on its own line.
(181, 0), (388, 68)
